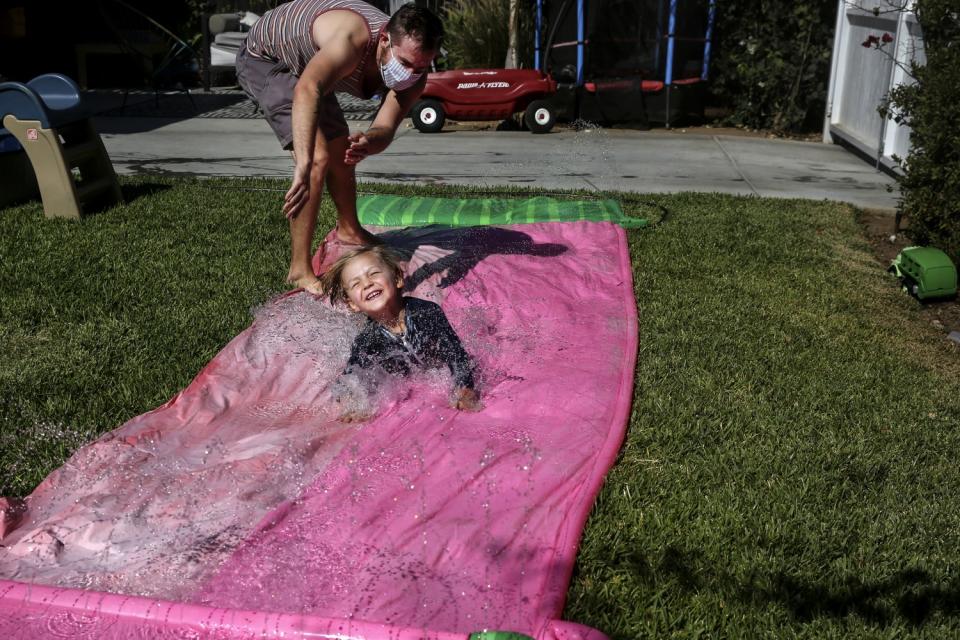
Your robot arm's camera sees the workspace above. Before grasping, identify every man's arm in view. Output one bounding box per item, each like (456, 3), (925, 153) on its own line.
(344, 76), (427, 165)
(284, 13), (368, 217)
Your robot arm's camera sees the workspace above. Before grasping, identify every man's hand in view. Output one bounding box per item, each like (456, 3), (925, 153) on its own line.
(344, 132), (371, 165)
(283, 163), (311, 219)
(453, 387), (481, 411)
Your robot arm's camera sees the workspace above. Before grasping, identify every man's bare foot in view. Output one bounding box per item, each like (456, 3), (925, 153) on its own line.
(336, 226), (382, 247)
(287, 272), (324, 296)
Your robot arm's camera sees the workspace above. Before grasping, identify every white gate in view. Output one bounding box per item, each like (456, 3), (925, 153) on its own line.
(823, 0), (925, 174)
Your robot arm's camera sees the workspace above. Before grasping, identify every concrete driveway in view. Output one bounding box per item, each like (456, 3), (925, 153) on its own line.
(95, 114), (898, 211)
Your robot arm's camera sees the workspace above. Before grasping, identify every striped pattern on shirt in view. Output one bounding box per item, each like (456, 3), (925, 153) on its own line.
(245, 0), (388, 98)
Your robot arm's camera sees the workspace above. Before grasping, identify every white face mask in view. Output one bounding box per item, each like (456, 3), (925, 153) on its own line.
(380, 34), (423, 92)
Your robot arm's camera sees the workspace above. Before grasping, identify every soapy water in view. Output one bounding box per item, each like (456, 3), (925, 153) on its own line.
(183, 405), (551, 632)
(2, 268), (519, 592)
(0, 418), (100, 496)
(0, 289), (504, 600)
(1, 295), (353, 595)
(567, 119), (617, 192)
(502, 118), (618, 194)
(0, 222), (633, 638)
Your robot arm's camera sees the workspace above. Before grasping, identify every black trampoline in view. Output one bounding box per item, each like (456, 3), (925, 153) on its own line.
(535, 0), (716, 126)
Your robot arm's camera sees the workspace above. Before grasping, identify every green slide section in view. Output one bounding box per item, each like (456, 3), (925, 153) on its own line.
(357, 194), (648, 228)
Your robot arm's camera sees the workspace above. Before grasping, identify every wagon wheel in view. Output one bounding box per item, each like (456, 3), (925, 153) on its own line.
(524, 99), (555, 133)
(412, 99), (445, 133)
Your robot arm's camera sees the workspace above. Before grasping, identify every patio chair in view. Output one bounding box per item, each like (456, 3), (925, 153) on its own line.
(200, 0), (267, 90)
(0, 73), (122, 219)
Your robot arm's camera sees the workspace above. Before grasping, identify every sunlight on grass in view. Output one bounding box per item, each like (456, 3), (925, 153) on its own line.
(2, 178), (959, 637)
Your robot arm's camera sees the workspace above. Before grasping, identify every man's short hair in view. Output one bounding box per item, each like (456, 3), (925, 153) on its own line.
(386, 3), (443, 52)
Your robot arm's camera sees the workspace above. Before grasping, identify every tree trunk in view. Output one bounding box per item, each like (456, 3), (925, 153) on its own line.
(505, 0), (519, 68)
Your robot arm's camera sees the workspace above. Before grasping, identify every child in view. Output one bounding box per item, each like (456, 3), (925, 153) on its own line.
(321, 245), (480, 422)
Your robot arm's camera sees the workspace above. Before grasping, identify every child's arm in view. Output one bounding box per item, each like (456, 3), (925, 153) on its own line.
(330, 372), (375, 422)
(454, 386), (481, 411)
(422, 303), (480, 410)
(332, 329), (379, 422)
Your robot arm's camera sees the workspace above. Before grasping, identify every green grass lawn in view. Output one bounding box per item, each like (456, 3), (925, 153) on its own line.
(3, 178), (960, 637)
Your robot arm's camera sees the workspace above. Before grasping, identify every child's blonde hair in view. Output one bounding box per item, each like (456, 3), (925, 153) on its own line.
(320, 245), (404, 306)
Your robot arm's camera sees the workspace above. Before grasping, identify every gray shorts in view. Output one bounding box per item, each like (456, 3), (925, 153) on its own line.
(236, 44), (350, 150)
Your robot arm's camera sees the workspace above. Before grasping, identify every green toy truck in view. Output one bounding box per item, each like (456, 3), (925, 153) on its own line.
(889, 246), (958, 300)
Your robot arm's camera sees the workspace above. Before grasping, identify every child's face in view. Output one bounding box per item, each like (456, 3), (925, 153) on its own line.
(341, 253), (403, 317)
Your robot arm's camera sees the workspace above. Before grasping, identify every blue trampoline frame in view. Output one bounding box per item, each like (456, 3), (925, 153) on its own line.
(536, 0), (717, 125)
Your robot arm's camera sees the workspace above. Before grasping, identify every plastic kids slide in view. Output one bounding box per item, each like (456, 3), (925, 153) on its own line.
(0, 218), (638, 640)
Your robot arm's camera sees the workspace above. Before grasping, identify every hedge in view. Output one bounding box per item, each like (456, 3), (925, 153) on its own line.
(887, 0), (960, 259)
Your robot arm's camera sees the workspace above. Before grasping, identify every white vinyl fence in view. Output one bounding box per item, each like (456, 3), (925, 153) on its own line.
(823, 0), (925, 173)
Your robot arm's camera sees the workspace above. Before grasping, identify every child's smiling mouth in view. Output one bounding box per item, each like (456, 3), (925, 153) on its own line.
(365, 290), (382, 301)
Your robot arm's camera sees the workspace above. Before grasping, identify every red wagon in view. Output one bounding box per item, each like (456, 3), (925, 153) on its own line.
(411, 68), (558, 134)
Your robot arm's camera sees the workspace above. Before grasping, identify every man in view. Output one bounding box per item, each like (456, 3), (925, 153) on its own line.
(237, 1), (442, 295)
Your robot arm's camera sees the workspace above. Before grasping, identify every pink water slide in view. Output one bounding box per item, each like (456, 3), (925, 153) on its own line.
(0, 221), (637, 639)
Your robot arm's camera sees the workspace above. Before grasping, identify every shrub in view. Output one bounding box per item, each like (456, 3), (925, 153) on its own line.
(442, 0), (534, 69)
(887, 0), (960, 258)
(710, 1), (837, 134)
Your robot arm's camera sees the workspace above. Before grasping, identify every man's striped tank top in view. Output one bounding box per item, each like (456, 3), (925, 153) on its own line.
(245, 0), (388, 99)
